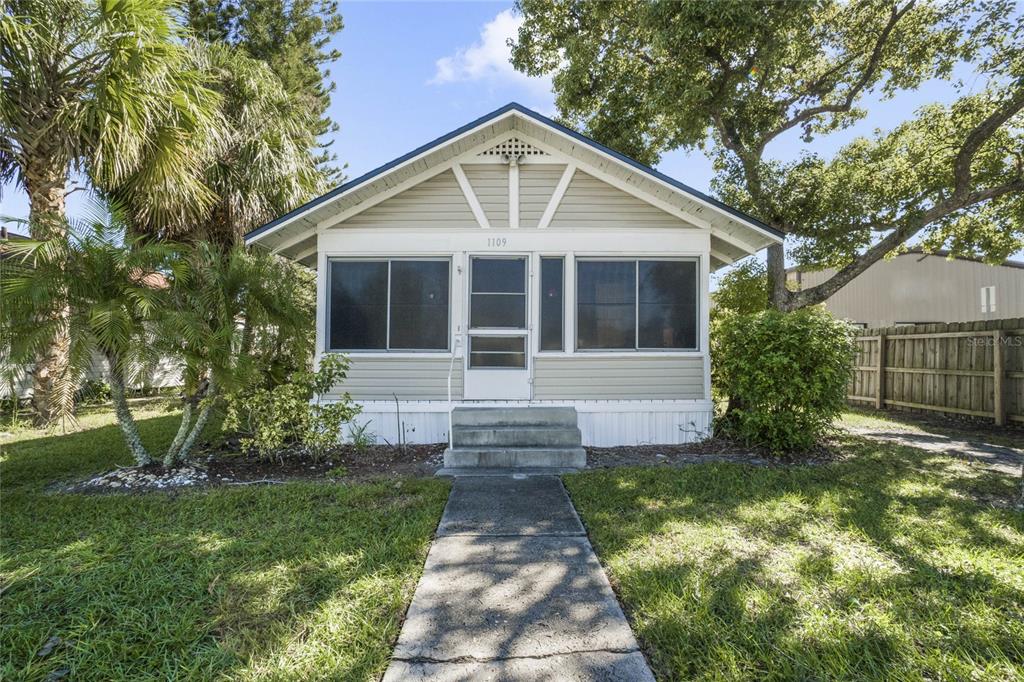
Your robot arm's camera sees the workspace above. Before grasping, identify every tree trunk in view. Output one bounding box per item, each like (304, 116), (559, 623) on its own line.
(766, 242), (790, 311)
(163, 400), (194, 468)
(171, 377), (218, 465)
(24, 156), (72, 425)
(107, 359), (152, 466)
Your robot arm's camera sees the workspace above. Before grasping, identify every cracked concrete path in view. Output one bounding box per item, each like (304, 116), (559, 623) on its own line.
(383, 476), (654, 681)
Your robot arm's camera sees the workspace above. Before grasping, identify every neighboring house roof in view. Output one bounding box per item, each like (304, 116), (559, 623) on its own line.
(245, 102), (782, 267)
(788, 249), (1024, 276)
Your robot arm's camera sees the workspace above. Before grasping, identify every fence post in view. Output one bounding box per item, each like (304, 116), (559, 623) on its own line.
(993, 329), (1005, 426)
(875, 334), (886, 410)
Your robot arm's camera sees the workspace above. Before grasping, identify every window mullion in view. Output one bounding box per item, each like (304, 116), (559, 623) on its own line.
(634, 259), (640, 351)
(386, 259), (392, 351)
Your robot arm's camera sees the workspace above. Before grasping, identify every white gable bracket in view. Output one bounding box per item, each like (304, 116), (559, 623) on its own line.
(538, 164), (576, 229)
(453, 163), (491, 229)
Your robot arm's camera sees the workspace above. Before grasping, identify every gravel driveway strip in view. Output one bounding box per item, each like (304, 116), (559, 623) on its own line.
(383, 475), (654, 681)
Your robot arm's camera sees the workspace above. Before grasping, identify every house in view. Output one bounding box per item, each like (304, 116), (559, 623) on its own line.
(245, 103), (781, 453)
(790, 250), (1024, 328)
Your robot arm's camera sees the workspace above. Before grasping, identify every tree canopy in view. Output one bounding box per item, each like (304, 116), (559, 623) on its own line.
(184, 0), (344, 182)
(512, 0), (1024, 310)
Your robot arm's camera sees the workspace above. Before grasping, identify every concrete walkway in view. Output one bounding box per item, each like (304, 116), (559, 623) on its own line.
(384, 476), (654, 681)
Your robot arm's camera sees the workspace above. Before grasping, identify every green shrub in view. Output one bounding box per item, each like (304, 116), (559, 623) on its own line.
(75, 379), (112, 406)
(713, 307), (855, 453)
(224, 354), (360, 461)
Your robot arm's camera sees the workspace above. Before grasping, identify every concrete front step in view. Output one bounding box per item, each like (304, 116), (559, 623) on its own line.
(444, 446), (587, 468)
(452, 426), (582, 448)
(452, 406), (578, 428)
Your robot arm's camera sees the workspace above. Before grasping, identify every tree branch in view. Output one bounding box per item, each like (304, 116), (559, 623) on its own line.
(765, 0), (915, 143)
(787, 177), (1024, 310)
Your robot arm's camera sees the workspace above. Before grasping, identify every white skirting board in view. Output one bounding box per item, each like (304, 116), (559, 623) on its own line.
(336, 400), (714, 447)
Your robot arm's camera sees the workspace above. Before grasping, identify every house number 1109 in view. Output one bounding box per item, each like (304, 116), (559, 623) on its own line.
(487, 237), (507, 247)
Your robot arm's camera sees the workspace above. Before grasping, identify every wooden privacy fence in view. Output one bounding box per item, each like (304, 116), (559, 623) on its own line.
(848, 318), (1024, 425)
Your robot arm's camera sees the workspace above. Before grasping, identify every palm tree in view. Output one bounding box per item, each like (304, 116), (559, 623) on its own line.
(0, 0), (221, 422)
(118, 43), (328, 246)
(160, 242), (312, 466)
(1, 203), (176, 463)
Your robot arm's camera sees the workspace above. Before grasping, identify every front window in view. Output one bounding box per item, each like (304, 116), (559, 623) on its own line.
(576, 259), (698, 351)
(328, 259), (450, 351)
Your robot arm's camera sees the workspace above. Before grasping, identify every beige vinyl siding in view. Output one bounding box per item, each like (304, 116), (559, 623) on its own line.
(462, 164), (509, 227)
(548, 170), (692, 229)
(533, 356), (705, 400)
(325, 356), (463, 401)
(518, 165), (564, 227)
(339, 169), (478, 229)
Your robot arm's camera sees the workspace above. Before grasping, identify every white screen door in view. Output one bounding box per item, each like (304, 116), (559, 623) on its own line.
(463, 256), (531, 400)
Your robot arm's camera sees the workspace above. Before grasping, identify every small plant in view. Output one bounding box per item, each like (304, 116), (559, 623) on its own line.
(348, 420), (375, 453)
(714, 307), (856, 454)
(326, 465), (349, 478)
(76, 379), (112, 406)
(224, 354), (360, 461)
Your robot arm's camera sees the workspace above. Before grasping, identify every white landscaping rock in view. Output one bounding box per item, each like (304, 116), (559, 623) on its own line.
(74, 464), (215, 492)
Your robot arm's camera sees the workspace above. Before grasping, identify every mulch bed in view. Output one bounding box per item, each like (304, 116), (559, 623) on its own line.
(205, 442), (446, 483)
(58, 435), (846, 494)
(56, 443), (446, 494)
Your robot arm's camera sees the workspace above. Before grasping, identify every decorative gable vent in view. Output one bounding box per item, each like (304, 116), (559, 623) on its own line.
(477, 137), (549, 159)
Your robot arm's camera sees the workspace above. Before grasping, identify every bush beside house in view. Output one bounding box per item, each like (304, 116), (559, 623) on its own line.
(714, 307), (856, 453)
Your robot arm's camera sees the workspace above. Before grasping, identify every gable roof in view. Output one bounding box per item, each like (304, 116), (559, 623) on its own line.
(245, 102), (783, 265)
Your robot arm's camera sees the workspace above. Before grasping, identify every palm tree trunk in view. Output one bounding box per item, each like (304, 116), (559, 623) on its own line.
(175, 379), (217, 463)
(107, 360), (152, 466)
(163, 400), (193, 468)
(167, 374), (218, 464)
(25, 156), (72, 425)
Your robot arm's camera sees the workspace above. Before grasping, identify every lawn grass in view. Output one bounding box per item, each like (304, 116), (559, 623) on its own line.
(1, 406), (450, 681)
(565, 436), (1024, 681)
(840, 406), (1024, 451)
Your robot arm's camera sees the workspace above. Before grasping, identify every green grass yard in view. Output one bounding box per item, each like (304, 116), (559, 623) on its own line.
(566, 436), (1024, 681)
(0, 406), (449, 681)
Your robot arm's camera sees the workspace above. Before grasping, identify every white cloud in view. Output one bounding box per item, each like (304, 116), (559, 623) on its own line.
(429, 9), (550, 95)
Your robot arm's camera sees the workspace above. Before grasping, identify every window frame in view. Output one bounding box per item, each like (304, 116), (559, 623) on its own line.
(468, 255), (529, 331)
(538, 256), (565, 353)
(326, 256), (452, 353)
(574, 257), (700, 353)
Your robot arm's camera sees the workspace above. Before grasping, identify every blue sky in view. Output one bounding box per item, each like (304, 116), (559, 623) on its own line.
(2, 1), (1018, 262)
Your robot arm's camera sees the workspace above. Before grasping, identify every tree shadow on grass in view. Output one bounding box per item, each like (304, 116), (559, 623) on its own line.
(2, 467), (451, 680)
(566, 437), (1024, 680)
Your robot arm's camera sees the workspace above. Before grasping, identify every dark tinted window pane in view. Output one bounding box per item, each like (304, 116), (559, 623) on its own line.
(470, 294), (526, 328)
(638, 260), (697, 348)
(469, 335), (526, 368)
(539, 258), (563, 351)
(389, 260), (449, 349)
(329, 261), (387, 349)
(576, 261), (636, 349)
(472, 258), (525, 293)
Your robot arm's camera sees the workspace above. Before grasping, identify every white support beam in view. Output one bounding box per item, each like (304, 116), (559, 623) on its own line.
(452, 163), (490, 229)
(537, 163), (576, 229)
(712, 223), (764, 254)
(270, 228), (317, 255)
(709, 247), (736, 265)
(508, 159), (520, 228)
(291, 244), (317, 262)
